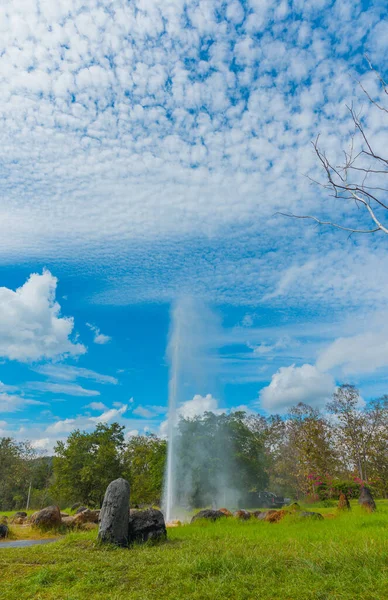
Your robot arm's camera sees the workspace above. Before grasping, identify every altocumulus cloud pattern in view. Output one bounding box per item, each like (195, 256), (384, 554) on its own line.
(0, 0), (387, 308)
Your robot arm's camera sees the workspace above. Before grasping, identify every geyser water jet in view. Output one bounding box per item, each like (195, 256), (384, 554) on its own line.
(162, 297), (220, 522)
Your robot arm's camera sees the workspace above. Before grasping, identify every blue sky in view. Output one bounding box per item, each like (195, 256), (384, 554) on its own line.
(0, 0), (387, 451)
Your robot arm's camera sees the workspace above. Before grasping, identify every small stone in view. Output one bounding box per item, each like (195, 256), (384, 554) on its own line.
(287, 502), (301, 512)
(62, 516), (76, 528)
(191, 509), (227, 523)
(299, 511), (324, 520)
(73, 509), (100, 525)
(128, 509), (167, 545)
(71, 502), (82, 511)
(75, 506), (88, 514)
(234, 510), (251, 520)
(265, 509), (287, 523)
(256, 510), (277, 521)
(218, 507), (233, 517)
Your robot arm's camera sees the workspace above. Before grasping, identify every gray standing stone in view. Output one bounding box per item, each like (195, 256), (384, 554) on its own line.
(98, 478), (130, 547)
(0, 524), (8, 538)
(128, 509), (167, 545)
(358, 486), (376, 512)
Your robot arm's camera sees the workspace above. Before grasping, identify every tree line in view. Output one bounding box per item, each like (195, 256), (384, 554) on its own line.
(1, 385), (387, 511)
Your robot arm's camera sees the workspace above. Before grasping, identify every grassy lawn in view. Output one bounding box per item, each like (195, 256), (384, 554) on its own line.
(1, 502), (388, 600)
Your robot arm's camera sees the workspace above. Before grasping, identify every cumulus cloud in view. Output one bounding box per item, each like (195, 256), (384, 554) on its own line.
(160, 393), (221, 437)
(86, 323), (111, 345)
(260, 364), (335, 413)
(0, 270), (85, 362)
(178, 394), (220, 419)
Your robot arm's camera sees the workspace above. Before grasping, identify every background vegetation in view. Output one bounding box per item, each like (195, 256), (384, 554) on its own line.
(1, 385), (387, 510)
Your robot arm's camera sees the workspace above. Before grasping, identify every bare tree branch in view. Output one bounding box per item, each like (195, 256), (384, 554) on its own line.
(282, 59), (388, 236)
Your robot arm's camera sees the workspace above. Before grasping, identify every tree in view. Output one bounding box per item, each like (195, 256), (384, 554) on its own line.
(123, 434), (166, 506)
(52, 423), (125, 507)
(264, 405), (338, 499)
(282, 59), (388, 235)
(327, 385), (388, 485)
(0, 438), (35, 510)
(361, 396), (388, 496)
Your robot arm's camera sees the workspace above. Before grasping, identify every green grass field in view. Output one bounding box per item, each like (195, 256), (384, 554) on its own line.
(1, 502), (388, 600)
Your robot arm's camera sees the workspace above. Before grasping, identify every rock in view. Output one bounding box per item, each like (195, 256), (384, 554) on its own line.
(73, 509), (100, 525)
(251, 510), (262, 518)
(256, 510), (277, 521)
(62, 516), (76, 528)
(128, 509), (167, 545)
(75, 506), (88, 514)
(265, 509), (287, 523)
(166, 519), (181, 528)
(234, 510), (251, 520)
(191, 509), (227, 523)
(338, 493), (351, 511)
(299, 511), (324, 520)
(71, 502), (82, 511)
(30, 505), (62, 529)
(0, 524), (9, 539)
(287, 502), (301, 512)
(359, 486), (376, 512)
(98, 478), (130, 547)
(218, 508), (233, 517)
(11, 511), (28, 524)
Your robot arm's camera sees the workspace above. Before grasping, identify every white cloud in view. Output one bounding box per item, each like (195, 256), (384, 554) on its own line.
(317, 329), (388, 376)
(133, 406), (155, 418)
(259, 364), (335, 413)
(27, 382), (100, 397)
(178, 393), (220, 419)
(31, 438), (51, 450)
(0, 381), (49, 413)
(34, 364), (118, 384)
(0, 270), (85, 362)
(46, 418), (77, 434)
(86, 323), (111, 345)
(85, 401), (108, 411)
(89, 404), (128, 423)
(126, 429), (139, 438)
(0, 0), (383, 321)
(132, 404), (167, 418)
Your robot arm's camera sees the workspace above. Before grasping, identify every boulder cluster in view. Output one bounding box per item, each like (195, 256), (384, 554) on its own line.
(98, 478), (166, 548)
(190, 503), (325, 524)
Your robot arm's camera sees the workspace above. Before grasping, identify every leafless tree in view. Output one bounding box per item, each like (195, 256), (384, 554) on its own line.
(282, 59), (388, 235)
